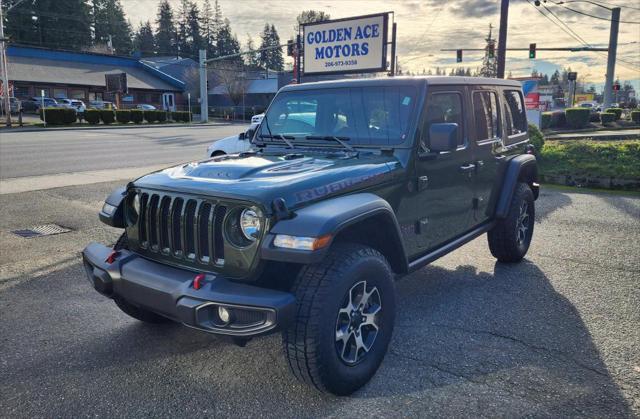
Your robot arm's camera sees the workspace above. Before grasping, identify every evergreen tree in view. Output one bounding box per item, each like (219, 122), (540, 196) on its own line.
(245, 35), (260, 67)
(215, 18), (240, 60)
(134, 21), (155, 56)
(294, 10), (330, 33)
(155, 0), (176, 56)
(93, 0), (132, 54)
(176, 0), (190, 57)
(5, 0), (92, 50)
(479, 25), (497, 78)
(186, 2), (203, 57)
(258, 23), (284, 71)
(201, 0), (214, 56)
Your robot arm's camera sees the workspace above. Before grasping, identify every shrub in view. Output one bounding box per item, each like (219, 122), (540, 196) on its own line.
(171, 111), (192, 122)
(144, 110), (158, 123)
(527, 123), (544, 152)
(600, 112), (616, 125)
(85, 109), (100, 124)
(100, 110), (115, 124)
(39, 108), (77, 125)
(130, 109), (144, 123)
(604, 108), (623, 120)
(564, 108), (591, 129)
(546, 110), (566, 128)
(156, 111), (167, 122)
(632, 110), (640, 123)
(115, 110), (131, 124)
(589, 112), (601, 122)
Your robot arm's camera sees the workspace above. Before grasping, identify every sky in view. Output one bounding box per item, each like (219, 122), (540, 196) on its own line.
(121, 0), (640, 91)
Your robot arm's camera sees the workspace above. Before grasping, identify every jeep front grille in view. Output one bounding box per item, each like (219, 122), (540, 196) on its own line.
(137, 191), (227, 266)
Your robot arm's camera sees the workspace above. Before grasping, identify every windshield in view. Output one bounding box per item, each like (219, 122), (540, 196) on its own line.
(260, 86), (418, 147)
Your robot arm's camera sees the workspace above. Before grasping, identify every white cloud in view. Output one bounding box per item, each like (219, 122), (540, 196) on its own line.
(120, 0), (640, 85)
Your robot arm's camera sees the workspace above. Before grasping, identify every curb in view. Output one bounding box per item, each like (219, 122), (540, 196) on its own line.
(0, 120), (246, 133)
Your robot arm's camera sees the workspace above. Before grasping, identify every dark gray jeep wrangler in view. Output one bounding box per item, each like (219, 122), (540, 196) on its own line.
(83, 77), (539, 395)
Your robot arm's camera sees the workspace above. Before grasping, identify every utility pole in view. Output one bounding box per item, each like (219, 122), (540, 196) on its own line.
(1, 3), (12, 127)
(496, 0), (509, 78)
(602, 7), (620, 109)
(199, 49), (208, 123)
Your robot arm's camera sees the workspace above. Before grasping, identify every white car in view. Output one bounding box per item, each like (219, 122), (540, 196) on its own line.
(206, 123), (259, 157)
(251, 113), (264, 124)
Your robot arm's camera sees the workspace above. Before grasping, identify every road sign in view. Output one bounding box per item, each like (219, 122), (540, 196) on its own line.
(568, 72), (577, 81)
(302, 12), (389, 75)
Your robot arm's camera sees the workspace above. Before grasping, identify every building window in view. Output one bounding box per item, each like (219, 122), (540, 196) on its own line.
(89, 92), (103, 101)
(69, 89), (85, 99)
(13, 85), (30, 99)
(53, 88), (67, 99)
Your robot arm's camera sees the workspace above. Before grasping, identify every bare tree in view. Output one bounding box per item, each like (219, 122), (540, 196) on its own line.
(210, 60), (250, 107)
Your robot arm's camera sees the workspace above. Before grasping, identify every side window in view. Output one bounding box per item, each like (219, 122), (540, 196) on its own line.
(473, 91), (500, 142)
(421, 92), (464, 151)
(503, 90), (527, 139)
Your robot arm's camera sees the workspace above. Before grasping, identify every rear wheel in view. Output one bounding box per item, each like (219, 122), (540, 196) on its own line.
(210, 151), (226, 158)
(282, 243), (396, 395)
(488, 182), (535, 262)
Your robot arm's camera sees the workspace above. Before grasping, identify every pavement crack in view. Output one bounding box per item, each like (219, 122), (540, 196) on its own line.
(430, 323), (609, 377)
(388, 349), (483, 385)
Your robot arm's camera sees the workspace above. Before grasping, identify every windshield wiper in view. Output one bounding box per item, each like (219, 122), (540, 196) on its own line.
(305, 135), (355, 152)
(259, 133), (296, 149)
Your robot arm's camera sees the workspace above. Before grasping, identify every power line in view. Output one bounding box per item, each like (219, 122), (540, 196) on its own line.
(549, 1), (640, 24)
(525, 0), (639, 71)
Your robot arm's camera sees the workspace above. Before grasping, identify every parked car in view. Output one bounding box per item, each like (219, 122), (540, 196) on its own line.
(24, 97), (59, 112)
(56, 99), (74, 109)
(83, 77), (538, 396)
(251, 113), (264, 124)
(0, 97), (21, 114)
(89, 100), (117, 110)
(206, 123), (258, 157)
(135, 104), (156, 110)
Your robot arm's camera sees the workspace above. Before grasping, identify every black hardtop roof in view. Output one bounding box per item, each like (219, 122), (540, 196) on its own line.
(280, 76), (522, 93)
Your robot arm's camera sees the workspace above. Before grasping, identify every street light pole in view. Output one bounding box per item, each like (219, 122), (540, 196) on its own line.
(602, 7), (620, 109)
(497, 0), (509, 78)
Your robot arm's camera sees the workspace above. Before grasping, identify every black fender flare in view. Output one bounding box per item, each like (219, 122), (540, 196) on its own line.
(260, 193), (408, 272)
(99, 186), (127, 228)
(494, 154), (539, 219)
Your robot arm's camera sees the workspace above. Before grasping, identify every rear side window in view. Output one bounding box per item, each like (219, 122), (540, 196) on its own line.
(422, 92), (465, 149)
(503, 90), (527, 138)
(473, 91), (500, 142)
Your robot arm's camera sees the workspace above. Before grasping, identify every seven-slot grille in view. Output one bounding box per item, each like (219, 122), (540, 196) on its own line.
(137, 191), (227, 266)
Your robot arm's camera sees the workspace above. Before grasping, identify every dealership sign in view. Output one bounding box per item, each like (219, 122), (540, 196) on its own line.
(302, 13), (389, 75)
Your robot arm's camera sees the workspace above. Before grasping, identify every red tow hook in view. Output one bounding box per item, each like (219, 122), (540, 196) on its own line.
(105, 250), (121, 264)
(193, 273), (206, 290)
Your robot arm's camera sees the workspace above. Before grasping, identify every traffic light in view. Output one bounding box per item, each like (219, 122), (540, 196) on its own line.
(613, 82), (620, 91)
(456, 49), (462, 63)
(529, 43), (536, 59)
(287, 39), (295, 57)
(488, 43), (495, 59)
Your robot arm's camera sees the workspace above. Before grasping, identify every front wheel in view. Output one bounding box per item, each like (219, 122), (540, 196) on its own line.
(488, 182), (535, 262)
(282, 243), (396, 395)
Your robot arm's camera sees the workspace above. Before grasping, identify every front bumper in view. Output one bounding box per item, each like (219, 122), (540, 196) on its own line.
(82, 242), (296, 337)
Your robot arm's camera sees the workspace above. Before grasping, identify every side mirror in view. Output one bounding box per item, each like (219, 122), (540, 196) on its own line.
(428, 123), (458, 153)
(245, 128), (255, 140)
(238, 132), (246, 140)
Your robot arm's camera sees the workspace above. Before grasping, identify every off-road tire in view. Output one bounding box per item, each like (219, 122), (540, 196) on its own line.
(282, 243), (396, 395)
(113, 297), (172, 324)
(488, 182), (535, 262)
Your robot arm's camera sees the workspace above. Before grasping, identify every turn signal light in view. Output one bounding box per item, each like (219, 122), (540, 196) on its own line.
(273, 234), (332, 251)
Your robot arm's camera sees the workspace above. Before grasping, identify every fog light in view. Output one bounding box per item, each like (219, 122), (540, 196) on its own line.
(218, 306), (230, 323)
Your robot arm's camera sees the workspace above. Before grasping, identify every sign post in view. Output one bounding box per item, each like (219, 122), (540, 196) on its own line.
(301, 12), (390, 76)
(41, 89), (46, 128)
(187, 92), (192, 123)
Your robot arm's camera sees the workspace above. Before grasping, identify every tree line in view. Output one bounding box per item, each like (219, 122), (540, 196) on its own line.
(2, 0), (324, 71)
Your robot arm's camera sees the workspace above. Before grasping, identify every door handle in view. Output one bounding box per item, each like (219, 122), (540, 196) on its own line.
(459, 163), (476, 173)
(476, 160), (484, 169)
(495, 155), (506, 161)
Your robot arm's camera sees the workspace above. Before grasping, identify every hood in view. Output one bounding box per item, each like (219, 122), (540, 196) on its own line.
(132, 150), (403, 212)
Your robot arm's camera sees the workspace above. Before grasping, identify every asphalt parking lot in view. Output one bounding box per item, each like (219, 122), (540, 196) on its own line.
(1, 178), (638, 417)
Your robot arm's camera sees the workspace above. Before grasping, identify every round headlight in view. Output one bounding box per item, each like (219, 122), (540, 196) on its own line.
(240, 208), (261, 241)
(132, 193), (140, 216)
